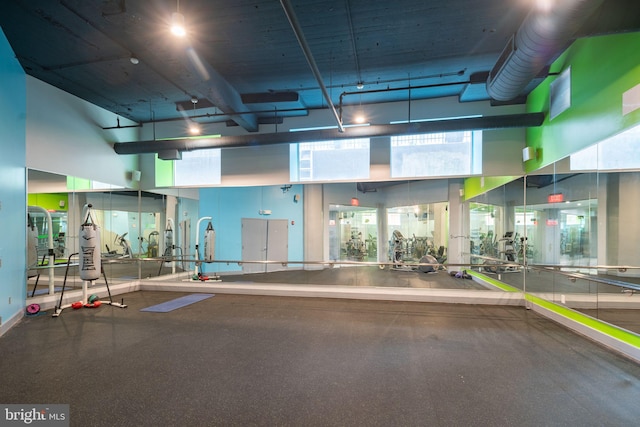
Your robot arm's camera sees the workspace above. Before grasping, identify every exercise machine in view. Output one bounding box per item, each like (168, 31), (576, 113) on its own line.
(346, 231), (366, 260)
(115, 233), (133, 258)
(146, 231), (159, 257)
(483, 231), (518, 274)
(27, 213), (39, 278)
(390, 230), (440, 273)
(500, 232), (517, 263)
(28, 206), (55, 295)
(391, 230), (407, 269)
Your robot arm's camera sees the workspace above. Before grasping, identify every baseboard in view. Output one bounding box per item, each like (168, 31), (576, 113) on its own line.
(0, 309), (24, 338)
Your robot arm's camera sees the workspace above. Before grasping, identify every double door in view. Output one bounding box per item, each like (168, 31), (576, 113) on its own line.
(241, 218), (288, 273)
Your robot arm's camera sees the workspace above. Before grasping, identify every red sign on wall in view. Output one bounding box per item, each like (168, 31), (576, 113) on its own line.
(547, 193), (564, 203)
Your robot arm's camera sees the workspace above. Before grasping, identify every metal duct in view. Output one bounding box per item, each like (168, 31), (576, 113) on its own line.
(113, 112), (544, 155)
(487, 0), (605, 101)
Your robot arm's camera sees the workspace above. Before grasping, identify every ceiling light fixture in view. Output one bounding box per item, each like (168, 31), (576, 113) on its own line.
(189, 96), (200, 135)
(189, 122), (200, 135)
(356, 81), (364, 90)
(536, 0), (554, 13)
(354, 113), (366, 124)
(354, 90), (365, 123)
(170, 0), (186, 37)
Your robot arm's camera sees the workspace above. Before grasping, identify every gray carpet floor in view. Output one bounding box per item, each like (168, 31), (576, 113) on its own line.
(2, 292), (640, 426)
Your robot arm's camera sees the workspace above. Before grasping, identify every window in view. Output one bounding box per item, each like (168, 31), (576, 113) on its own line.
(570, 124), (640, 171)
(550, 67), (571, 120)
(174, 149), (221, 186)
(390, 130), (482, 178)
(290, 139), (370, 182)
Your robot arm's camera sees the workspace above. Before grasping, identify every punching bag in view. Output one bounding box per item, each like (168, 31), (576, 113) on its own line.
(204, 222), (215, 262)
(79, 205), (101, 281)
(164, 223), (174, 257)
(27, 214), (39, 276)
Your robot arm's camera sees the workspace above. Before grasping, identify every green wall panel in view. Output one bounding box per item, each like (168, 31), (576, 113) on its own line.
(28, 193), (68, 211)
(66, 176), (91, 190)
(463, 175), (520, 201)
(154, 154), (174, 187)
(525, 31), (640, 173)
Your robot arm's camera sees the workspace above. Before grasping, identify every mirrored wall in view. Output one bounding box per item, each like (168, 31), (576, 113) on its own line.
(26, 169), (202, 298)
(26, 145), (640, 338)
(467, 160), (640, 334)
(26, 173), (460, 295)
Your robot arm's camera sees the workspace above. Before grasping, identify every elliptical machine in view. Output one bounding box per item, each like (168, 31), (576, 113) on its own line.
(391, 230), (406, 268)
(390, 230), (439, 273)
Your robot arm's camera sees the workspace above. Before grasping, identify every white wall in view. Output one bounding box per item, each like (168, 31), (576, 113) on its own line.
(611, 173), (640, 271)
(26, 76), (139, 188)
(447, 181), (465, 266)
(303, 184), (324, 265)
(482, 127), (528, 177)
(138, 96), (527, 189)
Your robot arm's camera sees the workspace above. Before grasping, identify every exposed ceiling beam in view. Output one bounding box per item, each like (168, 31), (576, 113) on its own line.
(181, 47), (259, 132)
(113, 112), (544, 155)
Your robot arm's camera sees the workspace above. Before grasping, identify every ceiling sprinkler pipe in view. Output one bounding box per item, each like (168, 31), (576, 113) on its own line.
(279, 0), (345, 132)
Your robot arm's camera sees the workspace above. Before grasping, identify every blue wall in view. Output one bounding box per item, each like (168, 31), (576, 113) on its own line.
(199, 185), (304, 272)
(0, 28), (27, 327)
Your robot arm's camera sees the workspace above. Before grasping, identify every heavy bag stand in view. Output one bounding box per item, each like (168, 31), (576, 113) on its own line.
(52, 253), (127, 317)
(53, 203), (127, 317)
(189, 217), (221, 282)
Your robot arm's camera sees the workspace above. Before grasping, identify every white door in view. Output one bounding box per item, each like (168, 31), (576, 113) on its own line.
(242, 218), (268, 273)
(241, 218), (288, 273)
(266, 219), (288, 272)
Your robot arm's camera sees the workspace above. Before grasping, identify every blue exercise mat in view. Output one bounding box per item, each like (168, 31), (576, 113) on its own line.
(140, 293), (214, 312)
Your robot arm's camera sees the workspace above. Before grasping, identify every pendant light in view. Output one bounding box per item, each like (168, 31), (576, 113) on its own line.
(171, 0), (186, 37)
(189, 96), (200, 135)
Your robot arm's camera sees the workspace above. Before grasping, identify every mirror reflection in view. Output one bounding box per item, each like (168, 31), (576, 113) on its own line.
(26, 159), (640, 337)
